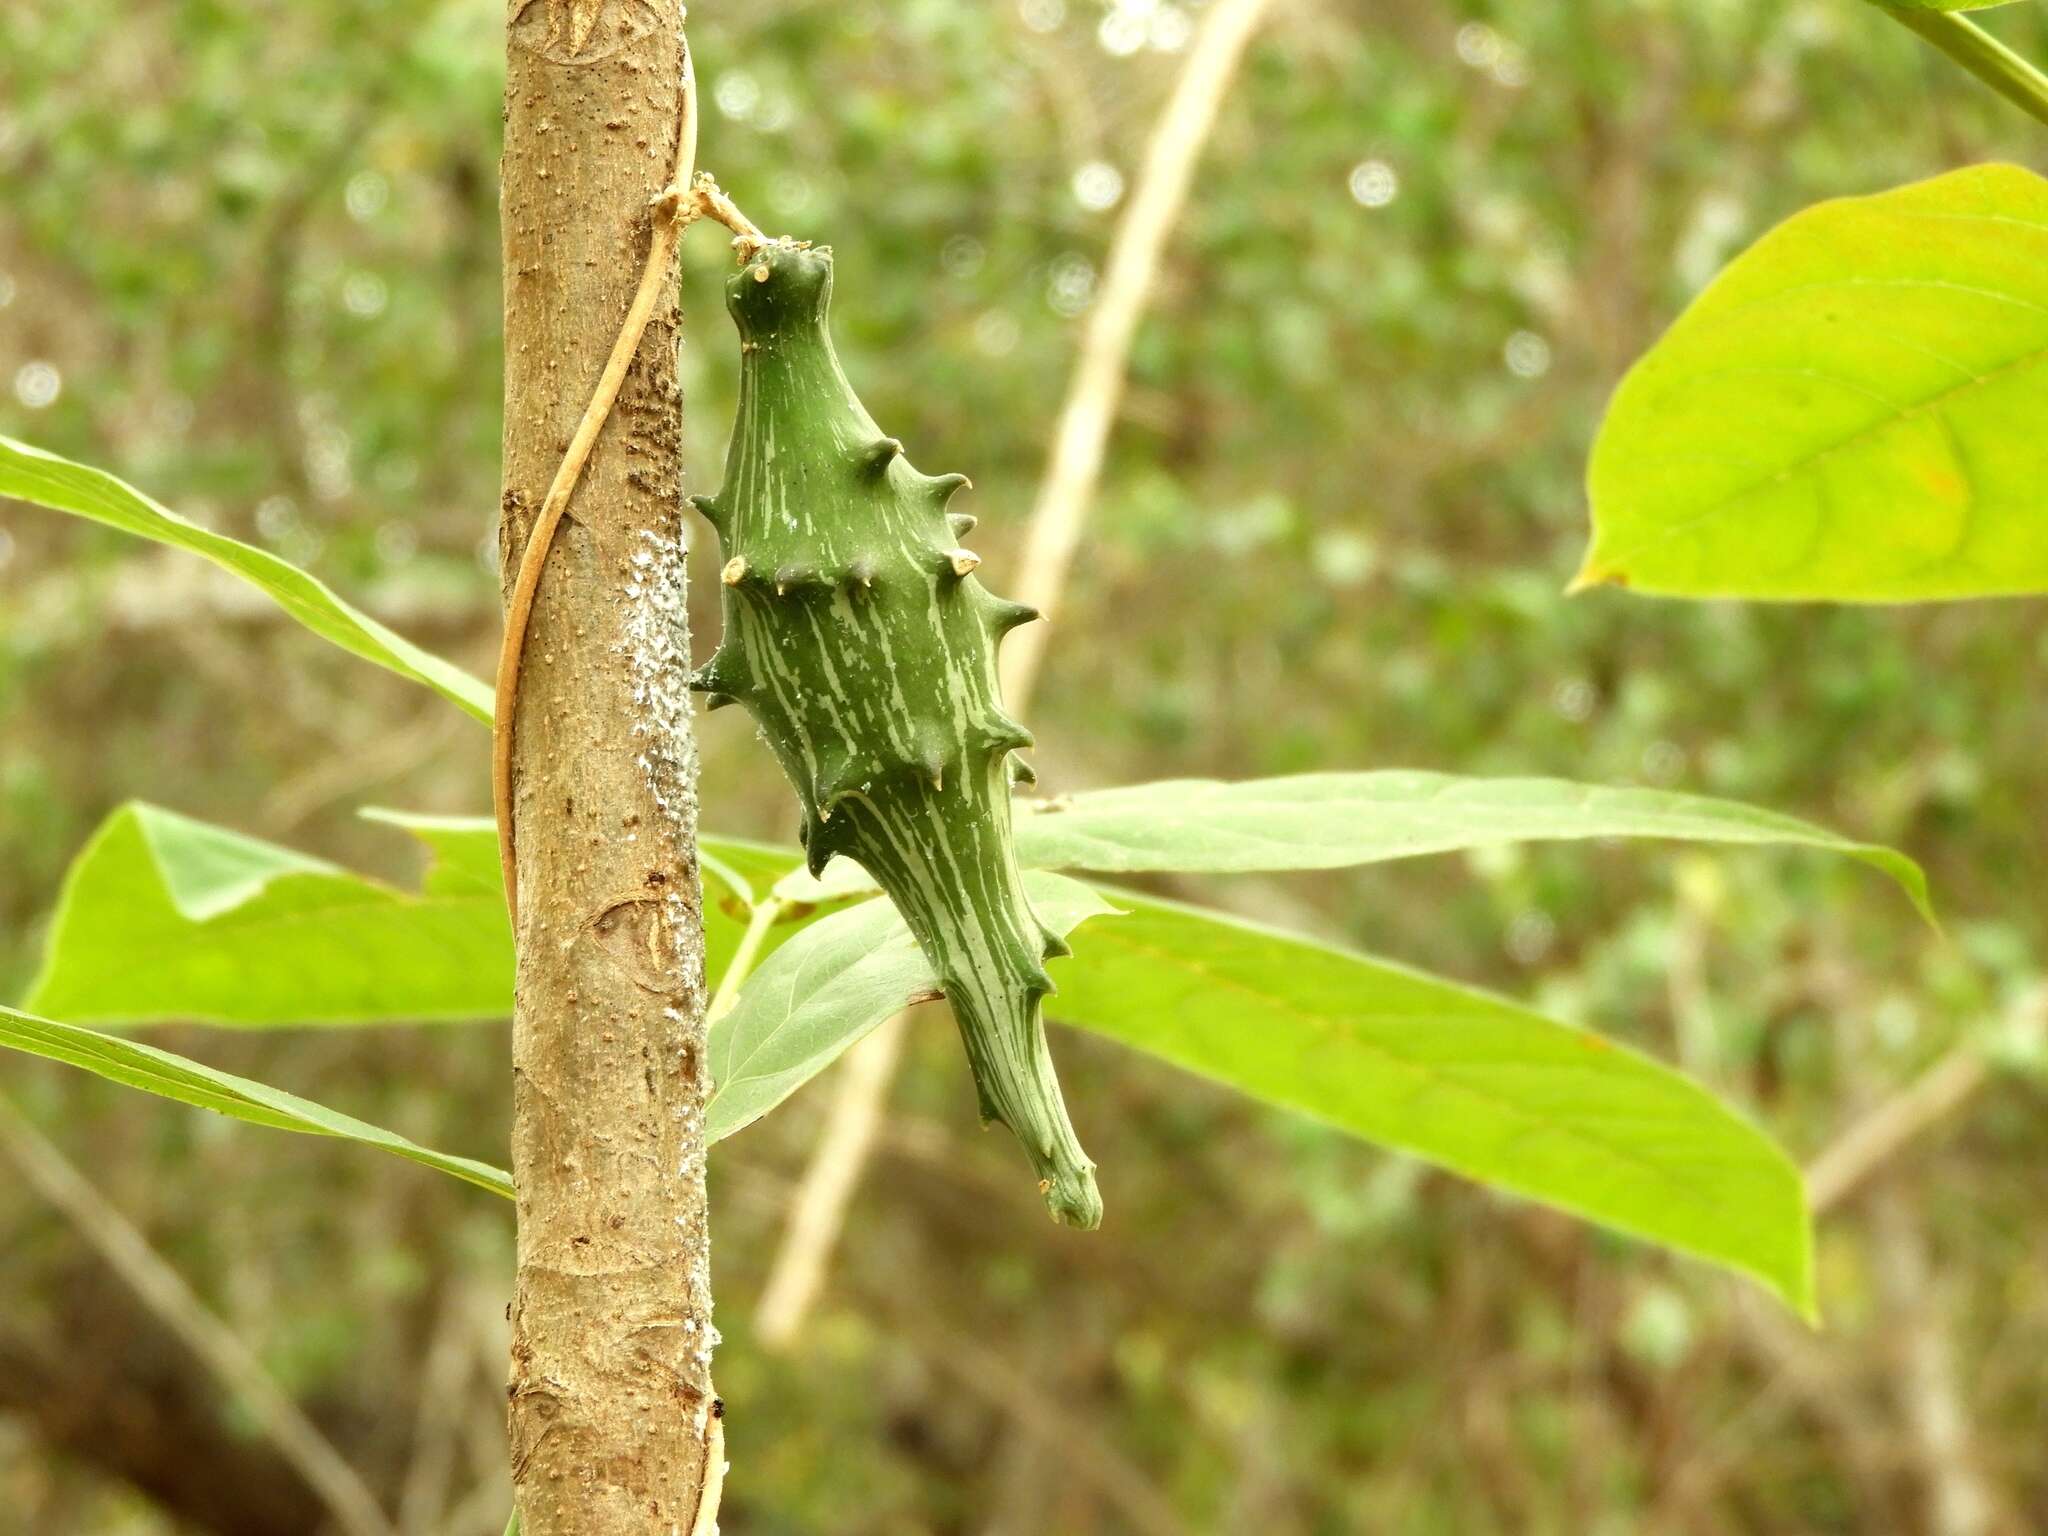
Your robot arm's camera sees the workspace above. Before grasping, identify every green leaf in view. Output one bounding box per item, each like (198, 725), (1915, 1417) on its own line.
(1579, 164), (2048, 601)
(708, 880), (1813, 1313)
(25, 804), (515, 1026)
(0, 1003), (513, 1198)
(1050, 891), (1812, 1315)
(23, 804), (814, 1028)
(1013, 773), (1931, 922)
(704, 873), (1116, 1142)
(0, 434), (494, 720)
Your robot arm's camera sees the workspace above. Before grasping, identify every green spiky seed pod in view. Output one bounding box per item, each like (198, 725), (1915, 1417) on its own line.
(689, 241), (1101, 1229)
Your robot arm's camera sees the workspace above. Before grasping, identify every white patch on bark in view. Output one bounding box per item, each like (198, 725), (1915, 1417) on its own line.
(624, 522), (702, 969)
(623, 523), (718, 1308)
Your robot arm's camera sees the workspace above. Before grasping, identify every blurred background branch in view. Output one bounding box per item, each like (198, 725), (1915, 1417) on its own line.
(0, 1093), (395, 1536)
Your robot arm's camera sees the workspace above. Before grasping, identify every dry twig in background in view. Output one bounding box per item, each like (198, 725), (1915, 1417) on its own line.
(1806, 1041), (1999, 1216)
(0, 1093), (397, 1536)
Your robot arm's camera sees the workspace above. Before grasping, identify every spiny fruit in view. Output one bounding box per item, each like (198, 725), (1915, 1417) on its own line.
(688, 240), (1100, 1228)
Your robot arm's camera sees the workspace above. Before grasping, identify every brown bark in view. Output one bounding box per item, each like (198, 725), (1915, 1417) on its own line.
(499, 3), (716, 1531)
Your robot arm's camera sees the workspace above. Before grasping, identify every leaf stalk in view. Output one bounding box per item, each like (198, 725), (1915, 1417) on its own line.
(1875, 3), (2048, 125)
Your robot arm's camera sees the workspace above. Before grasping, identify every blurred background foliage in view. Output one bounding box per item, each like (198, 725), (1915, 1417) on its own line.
(3, 0), (2047, 1531)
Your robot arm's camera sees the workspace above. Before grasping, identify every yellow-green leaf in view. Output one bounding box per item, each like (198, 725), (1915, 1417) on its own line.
(0, 1004), (512, 1198)
(0, 434), (494, 720)
(704, 874), (1116, 1142)
(1052, 890), (1812, 1316)
(1580, 164), (2048, 602)
(702, 880), (1815, 1314)
(23, 804), (799, 1027)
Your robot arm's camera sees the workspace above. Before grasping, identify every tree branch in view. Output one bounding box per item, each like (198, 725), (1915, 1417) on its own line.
(1805, 1044), (1990, 1215)
(493, 38), (699, 925)
(499, 4), (718, 1530)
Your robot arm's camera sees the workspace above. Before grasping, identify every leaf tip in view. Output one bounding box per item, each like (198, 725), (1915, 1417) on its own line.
(1859, 847), (1941, 935)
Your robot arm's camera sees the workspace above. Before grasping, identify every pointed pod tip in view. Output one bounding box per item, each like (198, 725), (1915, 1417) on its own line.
(802, 822), (836, 878)
(814, 757), (868, 817)
(858, 436), (904, 477)
(689, 650), (750, 703)
(690, 493), (729, 536)
(981, 714), (1033, 755)
(1043, 1164), (1103, 1230)
(912, 742), (947, 791)
(988, 598), (1039, 634)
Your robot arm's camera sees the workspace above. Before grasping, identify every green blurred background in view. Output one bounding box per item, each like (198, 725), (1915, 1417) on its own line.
(3, 0), (2046, 1531)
